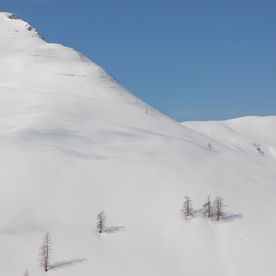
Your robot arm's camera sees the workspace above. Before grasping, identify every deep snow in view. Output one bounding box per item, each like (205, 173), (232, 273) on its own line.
(0, 12), (276, 276)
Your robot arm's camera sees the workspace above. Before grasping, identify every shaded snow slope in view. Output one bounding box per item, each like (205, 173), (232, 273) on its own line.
(1, 12), (276, 276)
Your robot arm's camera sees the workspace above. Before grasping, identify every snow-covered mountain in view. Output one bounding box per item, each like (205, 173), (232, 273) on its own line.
(183, 116), (276, 160)
(0, 12), (276, 276)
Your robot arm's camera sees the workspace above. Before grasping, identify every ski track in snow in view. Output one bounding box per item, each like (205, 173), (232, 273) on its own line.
(215, 224), (237, 276)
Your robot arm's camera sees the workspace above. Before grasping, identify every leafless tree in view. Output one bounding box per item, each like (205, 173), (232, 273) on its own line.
(39, 232), (51, 272)
(97, 211), (106, 233)
(212, 197), (226, 221)
(182, 196), (194, 219)
(202, 196), (213, 219)
(24, 270), (29, 276)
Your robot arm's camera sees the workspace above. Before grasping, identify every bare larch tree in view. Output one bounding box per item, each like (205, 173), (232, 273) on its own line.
(39, 232), (51, 272)
(97, 211), (106, 233)
(212, 197), (225, 221)
(202, 196), (213, 219)
(182, 196), (194, 219)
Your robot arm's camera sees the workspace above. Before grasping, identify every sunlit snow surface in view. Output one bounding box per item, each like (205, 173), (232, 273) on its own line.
(0, 12), (276, 276)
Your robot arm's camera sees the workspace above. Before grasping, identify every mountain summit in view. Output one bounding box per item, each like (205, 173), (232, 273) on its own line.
(0, 12), (276, 276)
(0, 11), (198, 154)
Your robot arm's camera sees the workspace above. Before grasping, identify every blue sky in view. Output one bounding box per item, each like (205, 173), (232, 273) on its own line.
(1, 0), (276, 121)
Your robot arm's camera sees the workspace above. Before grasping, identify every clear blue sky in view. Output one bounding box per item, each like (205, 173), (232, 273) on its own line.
(2, 0), (276, 121)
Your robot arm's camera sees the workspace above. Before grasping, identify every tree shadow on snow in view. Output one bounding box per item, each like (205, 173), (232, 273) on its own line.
(186, 210), (243, 223)
(104, 225), (126, 234)
(49, 258), (87, 271)
(222, 212), (243, 222)
(193, 209), (202, 216)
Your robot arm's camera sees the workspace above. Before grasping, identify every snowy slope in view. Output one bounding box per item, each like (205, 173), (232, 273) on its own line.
(0, 12), (276, 276)
(183, 116), (276, 161)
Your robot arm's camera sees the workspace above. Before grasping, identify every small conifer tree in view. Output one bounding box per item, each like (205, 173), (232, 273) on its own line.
(39, 232), (51, 272)
(182, 196), (194, 219)
(202, 196), (213, 219)
(97, 211), (106, 233)
(212, 197), (225, 221)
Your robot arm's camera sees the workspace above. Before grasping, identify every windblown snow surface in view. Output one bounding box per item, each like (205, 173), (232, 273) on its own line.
(0, 12), (276, 276)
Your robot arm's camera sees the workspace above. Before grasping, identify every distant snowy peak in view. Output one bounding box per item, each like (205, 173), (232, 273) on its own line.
(182, 116), (276, 160)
